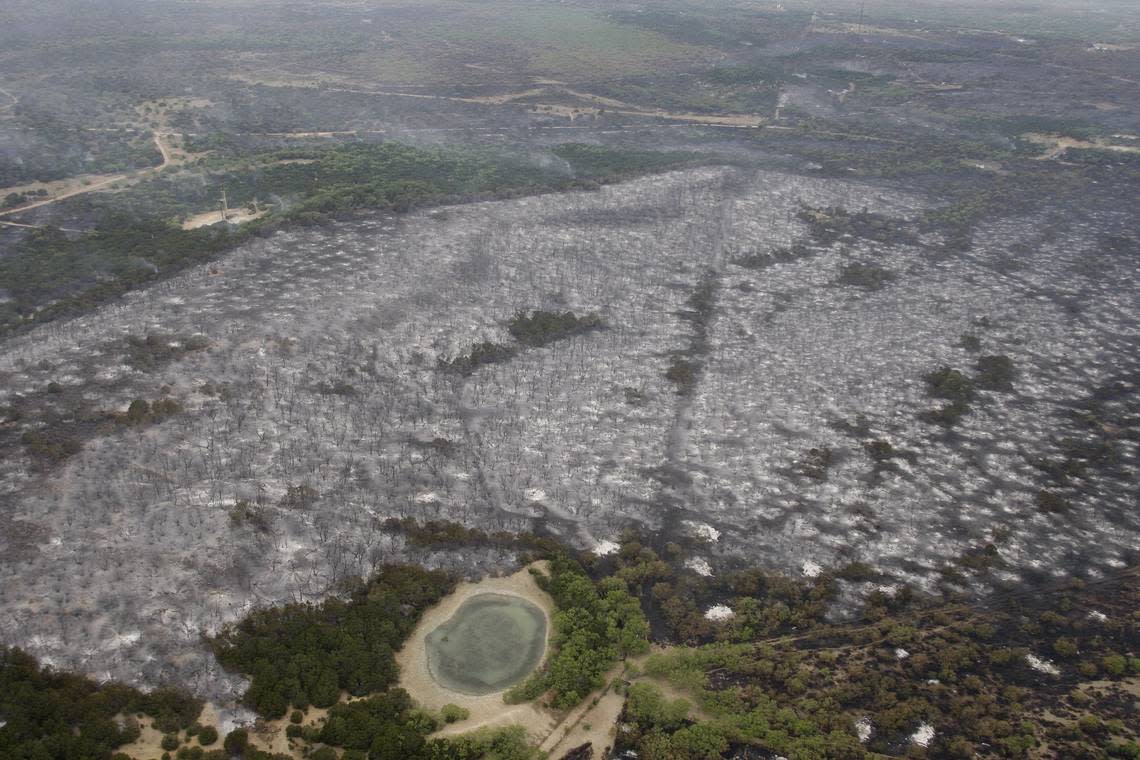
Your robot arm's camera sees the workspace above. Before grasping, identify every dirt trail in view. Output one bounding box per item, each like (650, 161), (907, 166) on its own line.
(539, 661), (627, 757)
(0, 85), (17, 113)
(0, 173), (128, 218)
(0, 99), (208, 219)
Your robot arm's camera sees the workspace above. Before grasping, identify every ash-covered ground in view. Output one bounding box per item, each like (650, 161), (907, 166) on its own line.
(0, 165), (1136, 699)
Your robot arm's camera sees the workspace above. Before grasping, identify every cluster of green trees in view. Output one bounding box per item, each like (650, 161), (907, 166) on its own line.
(664, 356), (698, 395)
(227, 498), (274, 533)
(1026, 370), (1135, 523)
(921, 355), (1016, 427)
(590, 535), (841, 646)
(11, 338), (193, 470)
(0, 220), (236, 332)
(382, 517), (558, 557)
(7, 522), (1137, 760)
(624, 646), (864, 760)
(549, 144), (698, 180)
(440, 341), (518, 376)
(0, 142), (698, 334)
(796, 445), (834, 481)
(837, 261), (896, 290)
(505, 556), (649, 709)
(210, 549), (602, 758)
(921, 367), (975, 427)
(0, 647), (202, 760)
(20, 425), (86, 465)
(975, 354), (1016, 391)
(507, 310), (603, 348)
(211, 564), (455, 718)
(124, 333), (210, 372)
(734, 242), (814, 271)
(122, 397), (183, 426)
(797, 205), (916, 246)
(443, 310), (604, 375)
(3, 189), (48, 208)
(626, 568), (1139, 759)
(617, 680), (738, 760)
(0, 123), (159, 186)
(311, 690), (537, 760)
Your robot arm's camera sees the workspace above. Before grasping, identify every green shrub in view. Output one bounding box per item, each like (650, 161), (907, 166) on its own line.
(197, 725), (218, 746)
(440, 704), (470, 723)
(976, 355), (1015, 390)
(1102, 654), (1127, 676)
(925, 367), (975, 403)
(626, 682), (690, 731)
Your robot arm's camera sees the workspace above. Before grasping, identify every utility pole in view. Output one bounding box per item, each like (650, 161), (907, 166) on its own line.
(220, 189), (229, 221)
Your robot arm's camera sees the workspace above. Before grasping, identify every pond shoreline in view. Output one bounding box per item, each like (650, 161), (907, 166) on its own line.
(394, 561), (559, 741)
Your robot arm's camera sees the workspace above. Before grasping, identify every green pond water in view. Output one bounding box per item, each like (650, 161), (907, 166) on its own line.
(424, 593), (547, 695)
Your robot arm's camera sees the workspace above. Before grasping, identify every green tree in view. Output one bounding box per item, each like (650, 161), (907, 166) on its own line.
(223, 728), (248, 756)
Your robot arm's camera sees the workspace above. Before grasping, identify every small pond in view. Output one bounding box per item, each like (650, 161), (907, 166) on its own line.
(424, 593), (547, 695)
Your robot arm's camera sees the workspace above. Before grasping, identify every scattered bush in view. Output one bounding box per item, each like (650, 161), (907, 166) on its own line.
(976, 355), (1015, 391)
(838, 261), (896, 290)
(1035, 490), (1070, 514)
(440, 704), (470, 723)
(665, 356), (698, 395)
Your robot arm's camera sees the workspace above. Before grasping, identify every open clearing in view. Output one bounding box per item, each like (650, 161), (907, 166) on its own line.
(182, 207), (269, 230)
(1024, 131), (1140, 159)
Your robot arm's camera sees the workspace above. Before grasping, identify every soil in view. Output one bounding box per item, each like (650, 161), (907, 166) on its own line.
(1024, 132), (1140, 160)
(182, 207), (269, 230)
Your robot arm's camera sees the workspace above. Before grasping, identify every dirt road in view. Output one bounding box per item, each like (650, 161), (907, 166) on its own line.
(0, 173), (129, 218)
(0, 126), (187, 220)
